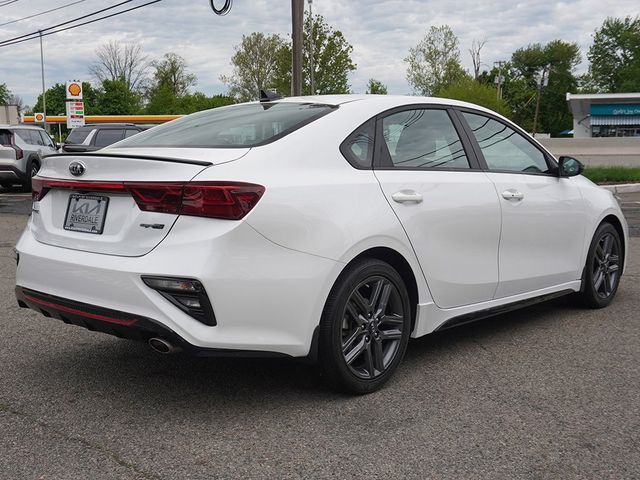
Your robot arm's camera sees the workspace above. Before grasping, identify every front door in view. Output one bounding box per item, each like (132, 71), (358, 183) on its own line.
(459, 111), (587, 298)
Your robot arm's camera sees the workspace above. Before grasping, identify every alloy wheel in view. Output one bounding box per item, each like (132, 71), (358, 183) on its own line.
(341, 276), (405, 379)
(592, 232), (620, 299)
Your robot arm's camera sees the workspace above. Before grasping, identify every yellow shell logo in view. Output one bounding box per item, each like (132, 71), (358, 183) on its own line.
(34, 113), (44, 121)
(68, 83), (81, 97)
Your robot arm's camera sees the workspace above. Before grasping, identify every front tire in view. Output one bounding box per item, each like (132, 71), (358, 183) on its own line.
(318, 258), (411, 394)
(579, 223), (623, 308)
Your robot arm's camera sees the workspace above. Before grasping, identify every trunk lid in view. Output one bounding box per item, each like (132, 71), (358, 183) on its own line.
(30, 150), (248, 256)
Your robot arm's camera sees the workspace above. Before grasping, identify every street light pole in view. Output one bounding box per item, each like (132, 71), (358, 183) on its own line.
(39, 31), (47, 131)
(291, 0), (303, 96)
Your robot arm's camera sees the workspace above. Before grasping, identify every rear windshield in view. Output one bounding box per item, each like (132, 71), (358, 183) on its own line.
(65, 127), (93, 144)
(112, 102), (336, 148)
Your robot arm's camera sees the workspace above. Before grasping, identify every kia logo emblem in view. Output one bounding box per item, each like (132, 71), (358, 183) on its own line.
(69, 162), (85, 176)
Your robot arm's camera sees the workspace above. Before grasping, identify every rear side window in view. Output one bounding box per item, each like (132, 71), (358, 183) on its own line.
(340, 119), (375, 169)
(124, 129), (140, 138)
(378, 108), (470, 169)
(65, 127), (93, 144)
(15, 129), (42, 145)
(94, 129), (124, 148)
(114, 102), (336, 148)
(0, 129), (11, 145)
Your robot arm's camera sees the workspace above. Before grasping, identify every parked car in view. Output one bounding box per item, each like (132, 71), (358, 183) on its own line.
(0, 124), (57, 190)
(60, 123), (146, 153)
(15, 95), (628, 393)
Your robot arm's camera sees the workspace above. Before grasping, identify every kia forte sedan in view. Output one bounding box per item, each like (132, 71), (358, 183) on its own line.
(15, 95), (628, 393)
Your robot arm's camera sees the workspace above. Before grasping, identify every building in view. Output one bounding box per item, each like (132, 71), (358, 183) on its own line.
(567, 93), (640, 138)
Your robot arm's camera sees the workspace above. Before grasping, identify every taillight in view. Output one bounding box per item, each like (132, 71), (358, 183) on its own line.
(11, 144), (23, 160)
(31, 178), (265, 220)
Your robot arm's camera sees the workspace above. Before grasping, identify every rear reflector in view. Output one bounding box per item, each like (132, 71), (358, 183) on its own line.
(31, 178), (265, 220)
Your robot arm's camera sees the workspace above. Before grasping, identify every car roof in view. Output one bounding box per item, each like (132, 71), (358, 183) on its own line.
(258, 94), (506, 122)
(0, 124), (46, 130)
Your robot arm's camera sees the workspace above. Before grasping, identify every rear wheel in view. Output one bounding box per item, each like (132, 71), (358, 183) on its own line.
(318, 258), (411, 394)
(579, 223), (622, 308)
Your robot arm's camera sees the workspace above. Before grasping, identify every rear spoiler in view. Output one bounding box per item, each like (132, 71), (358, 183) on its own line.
(45, 152), (213, 167)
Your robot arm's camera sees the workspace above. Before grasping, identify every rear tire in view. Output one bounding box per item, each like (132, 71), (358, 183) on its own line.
(318, 258), (411, 394)
(578, 222), (622, 308)
(21, 158), (40, 192)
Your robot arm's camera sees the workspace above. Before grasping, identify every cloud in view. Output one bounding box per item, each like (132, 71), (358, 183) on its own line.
(0, 0), (638, 106)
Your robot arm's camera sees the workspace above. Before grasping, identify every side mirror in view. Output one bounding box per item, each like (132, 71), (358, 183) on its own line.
(558, 156), (584, 177)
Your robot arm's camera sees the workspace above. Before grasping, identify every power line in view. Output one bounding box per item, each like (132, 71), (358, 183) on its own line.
(0, 0), (133, 46)
(0, 0), (20, 7)
(0, 0), (162, 48)
(0, 0), (89, 28)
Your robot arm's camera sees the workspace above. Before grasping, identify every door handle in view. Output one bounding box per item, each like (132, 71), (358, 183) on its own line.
(392, 190), (423, 204)
(502, 189), (524, 201)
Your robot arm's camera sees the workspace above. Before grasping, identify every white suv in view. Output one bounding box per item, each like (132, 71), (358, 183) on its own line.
(0, 125), (57, 190)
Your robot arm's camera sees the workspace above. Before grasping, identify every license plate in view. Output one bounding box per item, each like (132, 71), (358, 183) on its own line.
(63, 194), (109, 234)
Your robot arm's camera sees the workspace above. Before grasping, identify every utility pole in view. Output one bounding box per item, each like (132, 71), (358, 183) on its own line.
(308, 0), (314, 95)
(291, 0), (304, 96)
(39, 31), (47, 131)
(532, 66), (550, 137)
(494, 60), (506, 100)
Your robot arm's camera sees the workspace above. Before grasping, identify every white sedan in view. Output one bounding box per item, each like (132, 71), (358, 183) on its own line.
(15, 95), (628, 393)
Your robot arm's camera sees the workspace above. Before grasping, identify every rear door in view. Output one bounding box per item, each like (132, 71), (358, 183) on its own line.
(373, 106), (501, 309)
(457, 110), (587, 298)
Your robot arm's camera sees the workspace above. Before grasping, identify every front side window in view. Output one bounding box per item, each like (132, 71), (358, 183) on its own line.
(114, 102), (335, 149)
(462, 112), (550, 174)
(39, 130), (55, 148)
(379, 109), (470, 169)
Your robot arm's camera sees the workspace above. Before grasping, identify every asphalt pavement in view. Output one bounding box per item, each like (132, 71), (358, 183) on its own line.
(0, 189), (638, 479)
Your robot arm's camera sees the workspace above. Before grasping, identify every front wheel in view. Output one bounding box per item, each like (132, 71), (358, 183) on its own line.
(318, 258), (411, 394)
(579, 223), (623, 308)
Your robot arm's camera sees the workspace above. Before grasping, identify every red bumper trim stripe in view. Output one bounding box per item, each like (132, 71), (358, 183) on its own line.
(23, 294), (139, 327)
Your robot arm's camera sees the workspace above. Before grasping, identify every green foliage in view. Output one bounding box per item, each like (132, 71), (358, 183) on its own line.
(582, 166), (640, 184)
(587, 16), (640, 92)
(148, 53), (197, 97)
(31, 82), (100, 115)
(0, 83), (10, 105)
(436, 77), (511, 118)
(272, 13), (357, 96)
(146, 89), (234, 114)
(405, 25), (467, 96)
(95, 79), (141, 115)
(498, 40), (580, 135)
(220, 32), (287, 102)
(366, 78), (388, 94)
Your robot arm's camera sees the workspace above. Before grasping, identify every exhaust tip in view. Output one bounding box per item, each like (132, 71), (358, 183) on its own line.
(148, 337), (181, 354)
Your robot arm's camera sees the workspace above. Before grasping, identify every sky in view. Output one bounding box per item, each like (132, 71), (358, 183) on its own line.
(1, 0), (639, 108)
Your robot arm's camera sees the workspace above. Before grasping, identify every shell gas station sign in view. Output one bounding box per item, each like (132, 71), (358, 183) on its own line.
(65, 81), (85, 128)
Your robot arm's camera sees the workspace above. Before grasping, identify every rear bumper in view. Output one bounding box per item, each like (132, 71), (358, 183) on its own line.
(15, 216), (341, 357)
(15, 286), (289, 357)
(0, 164), (26, 182)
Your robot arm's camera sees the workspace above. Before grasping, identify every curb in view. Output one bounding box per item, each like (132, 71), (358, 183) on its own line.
(599, 183), (640, 194)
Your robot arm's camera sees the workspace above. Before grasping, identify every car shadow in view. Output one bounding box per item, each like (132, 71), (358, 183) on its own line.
(17, 295), (580, 410)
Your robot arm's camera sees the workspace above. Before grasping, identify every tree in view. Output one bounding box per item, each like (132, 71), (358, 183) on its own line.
(95, 79), (141, 115)
(469, 39), (487, 80)
(436, 77), (511, 117)
(149, 53), (196, 97)
(220, 32), (287, 102)
(507, 40), (581, 135)
(405, 25), (467, 96)
(0, 83), (10, 105)
(366, 78), (388, 94)
(587, 16), (640, 92)
(89, 41), (150, 91)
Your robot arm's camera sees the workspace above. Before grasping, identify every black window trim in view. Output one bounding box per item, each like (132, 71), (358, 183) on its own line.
(371, 104), (483, 172)
(452, 107), (559, 177)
